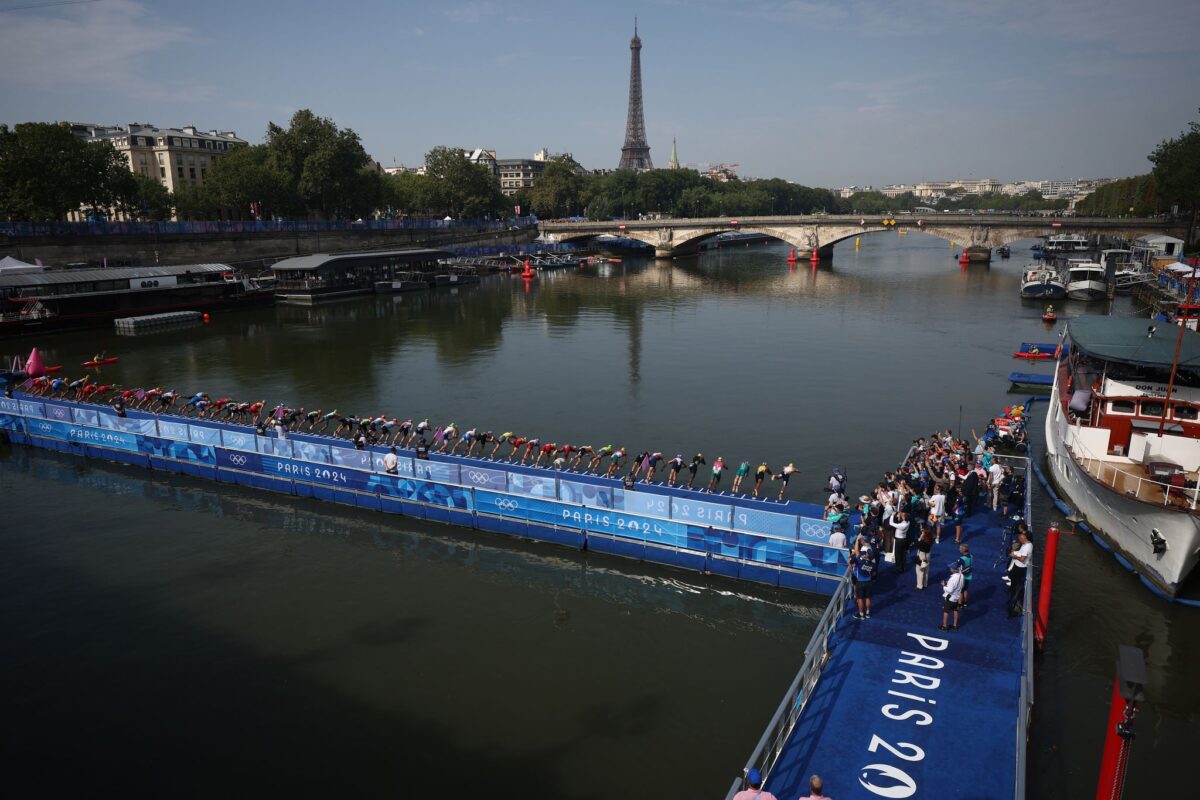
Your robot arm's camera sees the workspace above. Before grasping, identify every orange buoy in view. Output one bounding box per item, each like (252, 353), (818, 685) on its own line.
(202, 313), (211, 323)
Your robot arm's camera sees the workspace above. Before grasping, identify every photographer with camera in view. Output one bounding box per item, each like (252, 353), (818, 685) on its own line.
(1005, 526), (1033, 606)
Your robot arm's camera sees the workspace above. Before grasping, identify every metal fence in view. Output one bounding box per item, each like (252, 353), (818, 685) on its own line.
(723, 569), (852, 800)
(0, 216), (539, 237)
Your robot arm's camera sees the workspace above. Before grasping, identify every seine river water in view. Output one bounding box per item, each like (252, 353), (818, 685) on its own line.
(1, 232), (1196, 798)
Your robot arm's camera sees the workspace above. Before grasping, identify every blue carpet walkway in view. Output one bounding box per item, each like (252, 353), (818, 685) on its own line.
(766, 508), (1027, 800)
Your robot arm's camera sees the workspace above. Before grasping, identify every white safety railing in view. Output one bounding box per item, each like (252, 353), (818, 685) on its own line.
(1064, 434), (1200, 510)
(723, 568), (852, 800)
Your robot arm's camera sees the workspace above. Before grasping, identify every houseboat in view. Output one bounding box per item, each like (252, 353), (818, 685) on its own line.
(1044, 315), (1200, 596)
(1045, 233), (1091, 254)
(272, 249), (449, 304)
(1, 260), (273, 336)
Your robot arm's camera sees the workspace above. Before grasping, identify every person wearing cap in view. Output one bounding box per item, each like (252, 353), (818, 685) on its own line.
(707, 457), (727, 491)
(798, 774), (832, 800)
(753, 462), (773, 497)
(666, 453), (685, 485)
(732, 768), (779, 800)
(940, 560), (965, 631)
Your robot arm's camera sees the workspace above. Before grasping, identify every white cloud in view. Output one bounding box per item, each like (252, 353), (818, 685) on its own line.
(0, 0), (214, 101)
(443, 1), (498, 25)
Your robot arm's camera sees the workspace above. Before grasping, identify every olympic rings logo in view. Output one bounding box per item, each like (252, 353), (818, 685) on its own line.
(37, 421), (52, 432)
(228, 454), (248, 466)
(799, 521), (829, 540)
(227, 435), (247, 446)
(52, 409), (68, 419)
(495, 498), (519, 511)
(467, 470), (494, 484)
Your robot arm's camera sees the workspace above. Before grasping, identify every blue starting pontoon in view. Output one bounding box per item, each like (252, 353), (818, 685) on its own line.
(0, 392), (848, 595)
(727, 459), (1034, 800)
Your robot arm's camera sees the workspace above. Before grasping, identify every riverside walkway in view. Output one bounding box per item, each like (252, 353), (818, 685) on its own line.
(729, 464), (1034, 800)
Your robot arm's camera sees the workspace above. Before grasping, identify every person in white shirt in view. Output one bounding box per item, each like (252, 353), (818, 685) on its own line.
(828, 529), (848, 549)
(890, 511), (911, 572)
(383, 446), (399, 475)
(1007, 529), (1033, 601)
(940, 561), (965, 631)
(928, 486), (947, 543)
(988, 461), (1005, 510)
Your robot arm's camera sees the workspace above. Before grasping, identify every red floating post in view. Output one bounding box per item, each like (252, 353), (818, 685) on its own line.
(958, 249), (970, 265)
(787, 247), (797, 265)
(521, 259), (534, 279)
(1094, 646), (1146, 800)
(1034, 522), (1060, 649)
(809, 247), (820, 264)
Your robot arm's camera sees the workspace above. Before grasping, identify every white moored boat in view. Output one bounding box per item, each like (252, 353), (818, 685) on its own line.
(1065, 261), (1107, 300)
(1045, 316), (1200, 596)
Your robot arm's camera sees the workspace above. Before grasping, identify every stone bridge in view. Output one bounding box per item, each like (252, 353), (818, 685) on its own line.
(539, 214), (1187, 259)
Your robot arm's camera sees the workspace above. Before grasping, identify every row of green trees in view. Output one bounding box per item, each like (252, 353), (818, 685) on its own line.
(175, 112), (510, 221)
(1073, 175), (1160, 216)
(0, 122), (173, 221)
(520, 158), (841, 219)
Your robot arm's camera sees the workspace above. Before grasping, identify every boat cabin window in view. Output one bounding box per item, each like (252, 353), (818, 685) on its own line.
(1173, 404), (1199, 421)
(1140, 400), (1166, 417)
(1108, 400), (1136, 415)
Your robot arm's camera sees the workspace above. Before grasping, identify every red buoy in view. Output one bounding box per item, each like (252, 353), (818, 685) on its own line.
(809, 248), (820, 264)
(202, 313), (211, 323)
(521, 259), (534, 279)
(787, 247), (797, 265)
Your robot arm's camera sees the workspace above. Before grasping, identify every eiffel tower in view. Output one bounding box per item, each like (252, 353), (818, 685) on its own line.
(618, 19), (653, 171)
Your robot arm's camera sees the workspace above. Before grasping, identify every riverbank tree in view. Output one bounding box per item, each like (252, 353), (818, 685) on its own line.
(1150, 111), (1200, 246)
(0, 122), (140, 221)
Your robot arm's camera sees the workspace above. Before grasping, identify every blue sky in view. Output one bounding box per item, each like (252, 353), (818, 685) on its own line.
(1, 0), (1197, 186)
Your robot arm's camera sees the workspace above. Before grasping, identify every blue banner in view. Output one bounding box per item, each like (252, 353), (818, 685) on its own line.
(157, 419), (189, 440)
(558, 479), (615, 508)
(42, 402), (72, 422)
(257, 437), (293, 457)
(292, 439), (331, 464)
(619, 491), (672, 519)
(67, 425), (140, 452)
(117, 416), (158, 435)
(0, 397), (20, 414)
(72, 407), (100, 426)
(507, 471), (557, 499)
(382, 476), (472, 509)
(220, 428), (256, 451)
(217, 447), (261, 472)
(734, 505), (799, 539)
(564, 505), (689, 547)
(797, 516), (833, 543)
(19, 400), (46, 418)
(329, 444), (373, 471)
(458, 464), (507, 491)
(415, 461), (459, 485)
(188, 424), (222, 446)
(0, 413), (24, 432)
(670, 496), (734, 528)
(260, 455), (370, 491)
(476, 490), (559, 525)
(25, 417), (67, 439)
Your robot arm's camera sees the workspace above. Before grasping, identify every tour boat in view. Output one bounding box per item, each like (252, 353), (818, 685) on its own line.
(1020, 266), (1067, 299)
(82, 356), (119, 367)
(1065, 261), (1107, 300)
(1045, 233), (1091, 254)
(1044, 315), (1200, 596)
(998, 245), (1012, 259)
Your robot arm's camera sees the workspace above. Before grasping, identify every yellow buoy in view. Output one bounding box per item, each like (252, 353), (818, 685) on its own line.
(855, 237), (860, 249)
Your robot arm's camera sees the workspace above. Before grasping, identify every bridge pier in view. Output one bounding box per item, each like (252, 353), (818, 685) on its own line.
(964, 245), (992, 263)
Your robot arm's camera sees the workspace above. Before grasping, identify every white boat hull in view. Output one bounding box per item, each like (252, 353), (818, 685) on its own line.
(1065, 279), (1106, 300)
(1044, 380), (1200, 595)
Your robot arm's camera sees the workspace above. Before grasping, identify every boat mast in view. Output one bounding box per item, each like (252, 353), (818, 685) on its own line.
(1158, 271), (1196, 436)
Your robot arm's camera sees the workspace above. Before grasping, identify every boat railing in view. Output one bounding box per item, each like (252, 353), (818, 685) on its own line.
(724, 568), (853, 800)
(997, 455), (1035, 800)
(1065, 435), (1199, 510)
